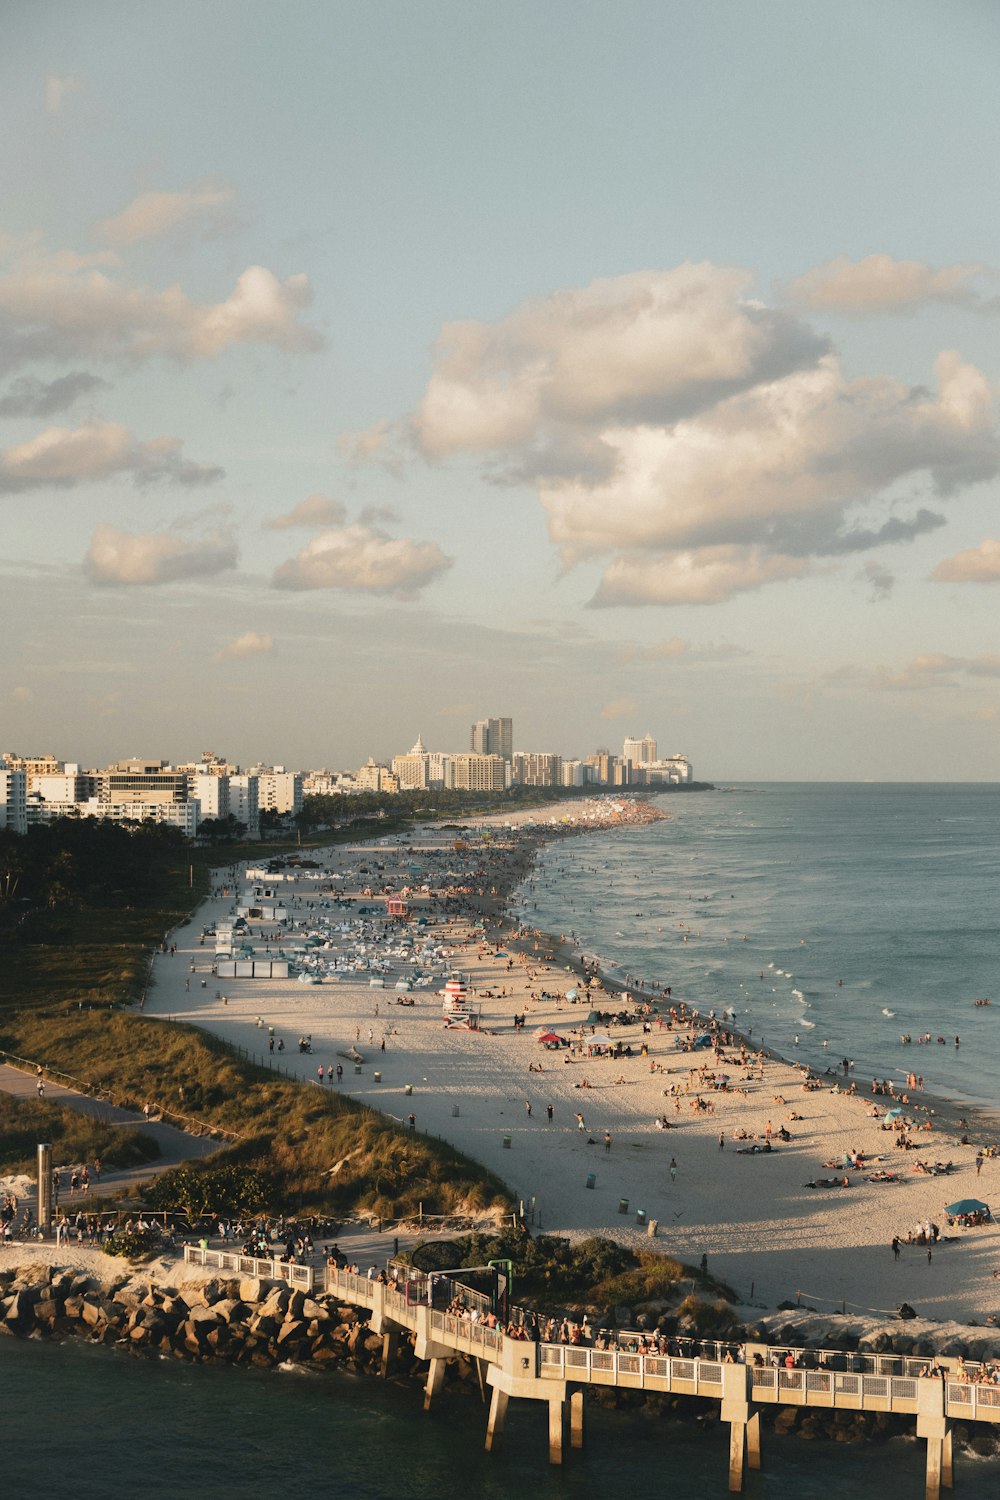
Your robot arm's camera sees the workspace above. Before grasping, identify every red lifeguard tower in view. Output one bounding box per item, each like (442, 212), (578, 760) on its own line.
(386, 896), (410, 919)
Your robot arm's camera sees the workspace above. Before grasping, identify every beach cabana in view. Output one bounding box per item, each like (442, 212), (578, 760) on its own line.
(945, 1198), (990, 1217)
(534, 1030), (562, 1045)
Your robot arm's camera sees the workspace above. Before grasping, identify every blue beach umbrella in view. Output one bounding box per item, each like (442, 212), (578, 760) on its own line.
(885, 1107), (909, 1120)
(945, 1198), (990, 1216)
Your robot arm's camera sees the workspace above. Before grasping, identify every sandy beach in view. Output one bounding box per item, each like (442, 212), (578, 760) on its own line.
(139, 800), (1000, 1325)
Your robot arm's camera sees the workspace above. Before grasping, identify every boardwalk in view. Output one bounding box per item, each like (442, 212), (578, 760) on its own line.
(183, 1246), (999, 1498)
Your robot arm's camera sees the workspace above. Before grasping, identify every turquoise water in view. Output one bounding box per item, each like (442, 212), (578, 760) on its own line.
(3, 1334), (999, 1497)
(515, 784), (1000, 1109)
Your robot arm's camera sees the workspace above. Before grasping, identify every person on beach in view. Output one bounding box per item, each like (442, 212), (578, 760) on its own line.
(525, 1100), (532, 1118)
(670, 1158), (677, 1181)
(604, 1131), (612, 1152)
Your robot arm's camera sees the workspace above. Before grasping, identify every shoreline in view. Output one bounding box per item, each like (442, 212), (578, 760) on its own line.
(118, 797), (1000, 1325)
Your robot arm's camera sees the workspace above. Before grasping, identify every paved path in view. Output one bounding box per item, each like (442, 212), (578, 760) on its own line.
(0, 1062), (220, 1192)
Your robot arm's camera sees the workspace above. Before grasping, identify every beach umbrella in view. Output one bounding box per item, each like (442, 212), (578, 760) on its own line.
(885, 1107), (910, 1120)
(945, 1198), (990, 1216)
(494, 950), (509, 957)
(532, 1025), (555, 1037)
(535, 1031), (561, 1044)
(588, 1032), (614, 1048)
(693, 1034), (714, 1049)
(565, 988), (579, 1001)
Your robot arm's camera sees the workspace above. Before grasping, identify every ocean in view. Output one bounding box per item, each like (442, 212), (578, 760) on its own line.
(5, 782), (1000, 1496)
(514, 783), (1000, 1111)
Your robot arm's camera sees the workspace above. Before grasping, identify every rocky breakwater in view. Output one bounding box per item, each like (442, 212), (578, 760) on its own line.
(0, 1264), (400, 1375)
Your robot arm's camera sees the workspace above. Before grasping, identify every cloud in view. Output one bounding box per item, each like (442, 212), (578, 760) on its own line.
(96, 184), (238, 246)
(931, 537), (1000, 583)
(846, 652), (1000, 692)
(0, 254), (323, 371)
(787, 255), (990, 314)
(600, 696), (638, 721)
(0, 420), (223, 493)
(860, 561), (895, 601)
(368, 263), (1000, 606)
(272, 521), (452, 598)
(83, 524), (237, 586)
(214, 631), (273, 662)
(265, 493), (347, 530)
(592, 547), (809, 607)
(0, 371), (109, 417)
(412, 263), (827, 459)
(45, 75), (82, 115)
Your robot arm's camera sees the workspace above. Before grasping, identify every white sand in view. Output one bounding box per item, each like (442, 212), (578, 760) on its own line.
(139, 823), (1000, 1325)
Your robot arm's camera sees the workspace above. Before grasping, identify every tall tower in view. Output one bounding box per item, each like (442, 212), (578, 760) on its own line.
(470, 717), (513, 760)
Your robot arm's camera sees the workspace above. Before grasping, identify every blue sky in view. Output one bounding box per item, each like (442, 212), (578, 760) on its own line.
(3, 1), (1000, 778)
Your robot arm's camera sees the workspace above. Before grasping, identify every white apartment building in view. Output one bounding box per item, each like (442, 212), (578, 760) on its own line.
(0, 768), (28, 834)
(392, 736), (431, 791)
(229, 775), (260, 837)
(448, 753), (509, 793)
(623, 734), (657, 766)
(512, 752), (562, 787)
(559, 759), (586, 787)
(256, 769), (303, 816)
(189, 772), (231, 820)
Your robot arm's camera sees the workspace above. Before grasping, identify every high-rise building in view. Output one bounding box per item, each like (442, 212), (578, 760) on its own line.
(623, 734), (657, 766)
(470, 717), (513, 760)
(392, 735), (431, 790)
(0, 767), (28, 834)
(449, 753), (509, 792)
(98, 759), (188, 807)
(512, 752), (562, 787)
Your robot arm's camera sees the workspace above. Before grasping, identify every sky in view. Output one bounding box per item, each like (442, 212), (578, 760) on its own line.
(3, 0), (1000, 780)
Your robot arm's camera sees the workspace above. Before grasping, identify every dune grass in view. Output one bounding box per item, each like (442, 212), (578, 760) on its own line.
(0, 1093), (160, 1175)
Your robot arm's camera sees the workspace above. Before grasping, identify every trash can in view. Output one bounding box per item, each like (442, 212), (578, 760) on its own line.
(647, 1218), (659, 1238)
(451, 1104), (460, 1117)
(585, 1173), (597, 1190)
(503, 1135), (512, 1149)
(636, 1208), (647, 1226)
(354, 1063), (362, 1074)
(618, 1198), (629, 1214)
(373, 1071), (381, 1083)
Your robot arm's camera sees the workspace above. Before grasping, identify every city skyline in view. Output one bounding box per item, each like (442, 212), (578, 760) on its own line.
(4, 4), (1000, 779)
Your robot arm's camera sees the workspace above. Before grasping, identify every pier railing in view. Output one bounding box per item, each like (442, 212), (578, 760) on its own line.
(183, 1244), (315, 1288)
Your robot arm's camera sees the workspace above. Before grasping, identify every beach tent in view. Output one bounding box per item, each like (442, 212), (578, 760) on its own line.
(945, 1198), (990, 1216)
(535, 1031), (562, 1045)
(587, 1033), (615, 1049)
(585, 1010), (603, 1024)
(692, 1034), (714, 1049)
(565, 988), (579, 1001)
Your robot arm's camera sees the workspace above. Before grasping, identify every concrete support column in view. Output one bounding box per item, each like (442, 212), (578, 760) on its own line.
(569, 1388), (585, 1449)
(485, 1386), (509, 1452)
(728, 1420), (747, 1493)
(942, 1426), (953, 1490)
(423, 1355), (447, 1411)
(926, 1436), (943, 1500)
(746, 1409), (762, 1471)
(548, 1394), (565, 1465)
(380, 1327), (399, 1378)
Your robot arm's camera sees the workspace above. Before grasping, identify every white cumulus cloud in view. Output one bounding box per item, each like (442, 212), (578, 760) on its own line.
(787, 254), (990, 314)
(265, 493), (347, 530)
(96, 184), (238, 246)
(0, 252), (323, 371)
(931, 537), (1000, 583)
(272, 521), (451, 598)
(360, 263), (1000, 607)
(0, 420), (222, 493)
(84, 525), (237, 586)
(214, 631), (274, 662)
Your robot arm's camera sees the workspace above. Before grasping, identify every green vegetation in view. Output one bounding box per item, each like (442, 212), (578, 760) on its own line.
(103, 1224), (161, 1259)
(403, 1232), (737, 1319)
(144, 1165), (267, 1219)
(0, 1007), (512, 1218)
(0, 1093), (160, 1174)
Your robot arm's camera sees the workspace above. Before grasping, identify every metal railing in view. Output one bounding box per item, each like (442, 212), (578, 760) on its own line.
(538, 1343), (723, 1388)
(946, 1382), (1000, 1420)
(750, 1366), (921, 1406)
(183, 1243), (315, 1288)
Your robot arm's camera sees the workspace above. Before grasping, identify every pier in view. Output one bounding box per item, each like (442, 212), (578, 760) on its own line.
(182, 1246), (999, 1498)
